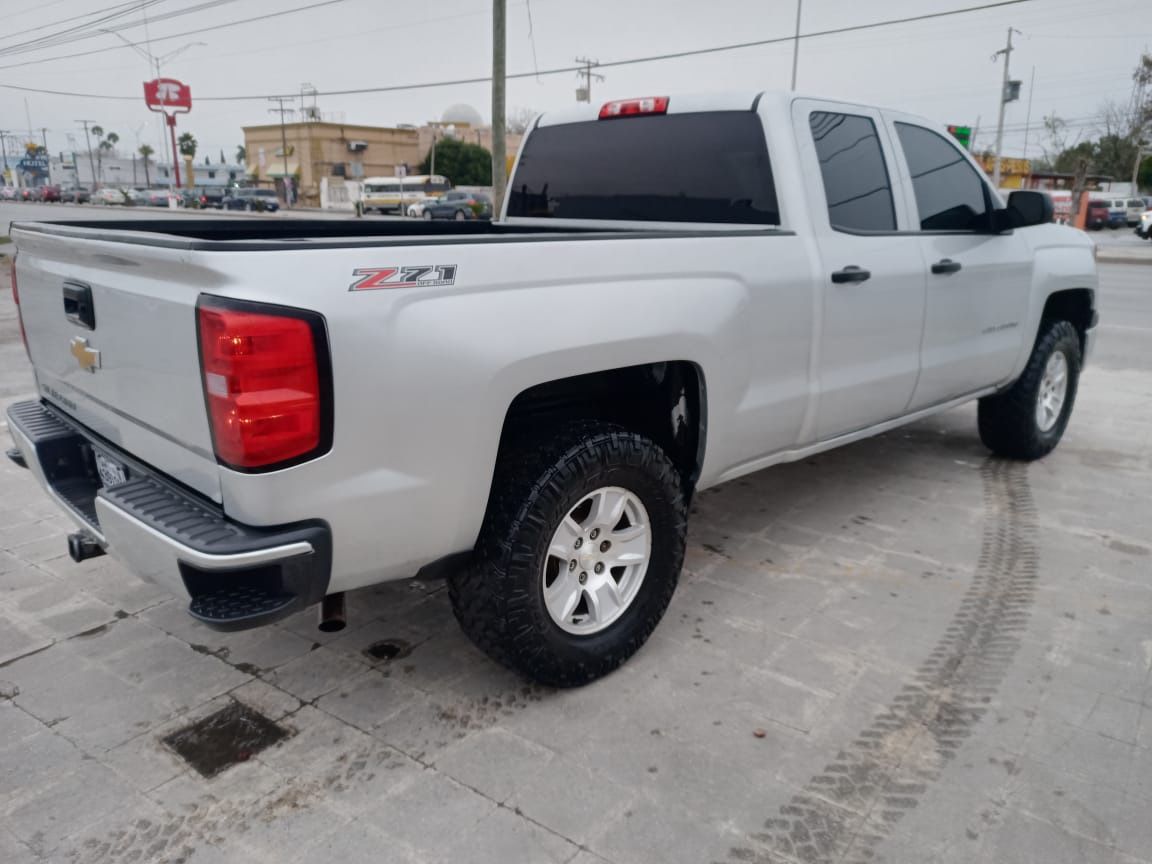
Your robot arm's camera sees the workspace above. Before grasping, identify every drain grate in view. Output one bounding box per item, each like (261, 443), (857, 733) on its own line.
(363, 638), (412, 662)
(162, 701), (289, 778)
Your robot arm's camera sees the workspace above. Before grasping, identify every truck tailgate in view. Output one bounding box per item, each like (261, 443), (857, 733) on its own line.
(12, 226), (221, 502)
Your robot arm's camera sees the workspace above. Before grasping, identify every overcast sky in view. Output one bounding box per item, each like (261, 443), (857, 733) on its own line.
(0, 0), (1148, 166)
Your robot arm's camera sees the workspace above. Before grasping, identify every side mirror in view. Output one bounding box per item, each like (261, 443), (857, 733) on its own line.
(996, 190), (1054, 231)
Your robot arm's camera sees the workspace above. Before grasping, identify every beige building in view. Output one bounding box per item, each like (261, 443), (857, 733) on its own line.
(243, 122), (423, 206)
(243, 117), (525, 207)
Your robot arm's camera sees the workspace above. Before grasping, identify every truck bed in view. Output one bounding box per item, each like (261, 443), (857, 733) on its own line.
(12, 219), (782, 251)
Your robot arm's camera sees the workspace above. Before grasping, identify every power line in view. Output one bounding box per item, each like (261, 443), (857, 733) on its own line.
(0, 0), (151, 45)
(0, 0), (1041, 101)
(0, 0), (352, 70)
(0, 0), (245, 59)
(0, 1), (166, 58)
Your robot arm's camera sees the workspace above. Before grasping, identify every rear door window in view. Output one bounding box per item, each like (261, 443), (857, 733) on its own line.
(808, 111), (896, 232)
(507, 111), (779, 224)
(895, 122), (991, 231)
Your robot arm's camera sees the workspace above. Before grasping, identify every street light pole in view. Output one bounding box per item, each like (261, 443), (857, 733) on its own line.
(790, 0), (803, 90)
(492, 0), (507, 217)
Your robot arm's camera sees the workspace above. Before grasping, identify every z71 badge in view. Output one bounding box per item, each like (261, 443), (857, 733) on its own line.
(349, 265), (457, 291)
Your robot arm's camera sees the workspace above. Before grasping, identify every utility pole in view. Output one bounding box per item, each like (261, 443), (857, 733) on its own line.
(0, 130), (10, 184)
(992, 27), (1022, 188)
(492, 0), (507, 217)
(575, 57), (603, 103)
(790, 0), (803, 90)
(268, 97), (294, 208)
(77, 120), (98, 191)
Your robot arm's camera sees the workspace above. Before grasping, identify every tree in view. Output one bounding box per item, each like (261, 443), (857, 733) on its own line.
(418, 137), (491, 186)
(138, 144), (154, 187)
(236, 144), (247, 165)
(177, 132), (197, 189)
(90, 126), (118, 185)
(506, 106), (535, 135)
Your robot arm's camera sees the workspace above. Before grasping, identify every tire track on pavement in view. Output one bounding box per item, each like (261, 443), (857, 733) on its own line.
(723, 459), (1038, 864)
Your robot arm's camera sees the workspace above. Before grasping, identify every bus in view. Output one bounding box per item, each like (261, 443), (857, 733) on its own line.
(361, 174), (451, 214)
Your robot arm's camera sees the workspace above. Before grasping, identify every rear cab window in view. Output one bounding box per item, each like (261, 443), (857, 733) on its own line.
(507, 111), (779, 224)
(808, 111), (896, 232)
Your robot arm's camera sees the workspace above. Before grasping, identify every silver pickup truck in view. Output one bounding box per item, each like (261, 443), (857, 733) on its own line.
(6, 92), (1097, 686)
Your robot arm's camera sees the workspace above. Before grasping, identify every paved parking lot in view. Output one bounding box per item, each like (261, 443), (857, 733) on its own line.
(1, 261), (1150, 864)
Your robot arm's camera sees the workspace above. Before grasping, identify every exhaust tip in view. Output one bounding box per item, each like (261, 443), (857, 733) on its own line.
(67, 531), (106, 562)
(318, 592), (346, 633)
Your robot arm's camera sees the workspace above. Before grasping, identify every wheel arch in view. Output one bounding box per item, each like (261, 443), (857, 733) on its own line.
(494, 360), (708, 502)
(1040, 287), (1095, 354)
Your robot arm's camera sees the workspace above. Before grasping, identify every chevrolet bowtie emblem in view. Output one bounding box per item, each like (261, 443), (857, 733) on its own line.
(70, 336), (101, 373)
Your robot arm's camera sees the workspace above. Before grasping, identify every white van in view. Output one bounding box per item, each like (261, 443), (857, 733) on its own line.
(1125, 198), (1146, 226)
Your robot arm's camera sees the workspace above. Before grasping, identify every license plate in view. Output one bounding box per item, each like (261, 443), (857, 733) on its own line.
(94, 450), (128, 488)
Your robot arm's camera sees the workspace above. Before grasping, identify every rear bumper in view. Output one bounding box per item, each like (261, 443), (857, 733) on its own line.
(6, 399), (331, 631)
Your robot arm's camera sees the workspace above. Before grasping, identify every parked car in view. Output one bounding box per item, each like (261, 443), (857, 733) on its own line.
(1103, 198), (1127, 228)
(406, 197), (439, 217)
(142, 189), (172, 207)
(39, 186), (61, 203)
(0, 186), (17, 201)
(61, 187), (91, 204)
(1085, 200), (1111, 230)
(1124, 198), (1145, 227)
(93, 187), (129, 205)
(421, 190), (493, 220)
(19, 187), (41, 202)
(222, 188), (281, 212)
(1136, 208), (1152, 240)
(197, 188), (226, 209)
(7, 91), (1097, 687)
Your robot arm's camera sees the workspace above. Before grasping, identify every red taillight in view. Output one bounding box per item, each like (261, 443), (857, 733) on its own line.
(10, 255), (29, 359)
(196, 298), (330, 470)
(599, 96), (669, 119)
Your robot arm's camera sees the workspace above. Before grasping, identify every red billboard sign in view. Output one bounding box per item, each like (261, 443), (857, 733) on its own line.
(143, 78), (192, 113)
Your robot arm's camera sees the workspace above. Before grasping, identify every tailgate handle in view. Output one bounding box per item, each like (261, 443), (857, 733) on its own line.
(63, 282), (96, 330)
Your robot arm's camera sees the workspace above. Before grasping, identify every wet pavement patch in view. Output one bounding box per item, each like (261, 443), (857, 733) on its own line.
(163, 701), (289, 777)
(363, 639), (412, 663)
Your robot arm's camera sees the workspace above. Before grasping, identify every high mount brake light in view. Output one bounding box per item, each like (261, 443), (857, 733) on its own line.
(196, 297), (332, 471)
(598, 97), (670, 119)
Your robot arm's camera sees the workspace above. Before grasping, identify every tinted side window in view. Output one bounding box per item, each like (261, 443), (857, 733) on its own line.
(507, 111), (778, 224)
(809, 112), (895, 232)
(895, 123), (990, 231)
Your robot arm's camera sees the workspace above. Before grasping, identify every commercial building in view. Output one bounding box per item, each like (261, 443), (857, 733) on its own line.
(49, 153), (244, 189)
(243, 122), (422, 207)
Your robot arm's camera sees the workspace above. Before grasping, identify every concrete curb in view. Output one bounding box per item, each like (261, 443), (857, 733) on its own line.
(1096, 250), (1152, 265)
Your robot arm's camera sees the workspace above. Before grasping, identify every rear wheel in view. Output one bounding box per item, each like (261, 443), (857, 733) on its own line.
(978, 319), (1081, 460)
(454, 210), (467, 221)
(449, 424), (687, 687)
(423, 210), (433, 220)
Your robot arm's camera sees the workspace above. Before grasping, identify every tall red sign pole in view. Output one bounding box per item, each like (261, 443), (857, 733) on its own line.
(143, 78), (192, 189)
(167, 116), (181, 187)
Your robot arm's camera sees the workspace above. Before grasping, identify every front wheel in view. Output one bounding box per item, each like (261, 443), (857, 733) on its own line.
(978, 319), (1082, 460)
(449, 424), (687, 687)
(454, 209), (467, 221)
(422, 210), (433, 220)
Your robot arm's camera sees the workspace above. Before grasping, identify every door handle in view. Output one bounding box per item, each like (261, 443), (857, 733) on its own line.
(931, 258), (962, 275)
(830, 266), (871, 284)
(63, 281), (96, 330)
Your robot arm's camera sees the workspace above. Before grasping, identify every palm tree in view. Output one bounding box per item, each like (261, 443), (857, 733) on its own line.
(91, 129), (118, 187)
(236, 145), (247, 166)
(138, 144), (154, 187)
(177, 132), (197, 189)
